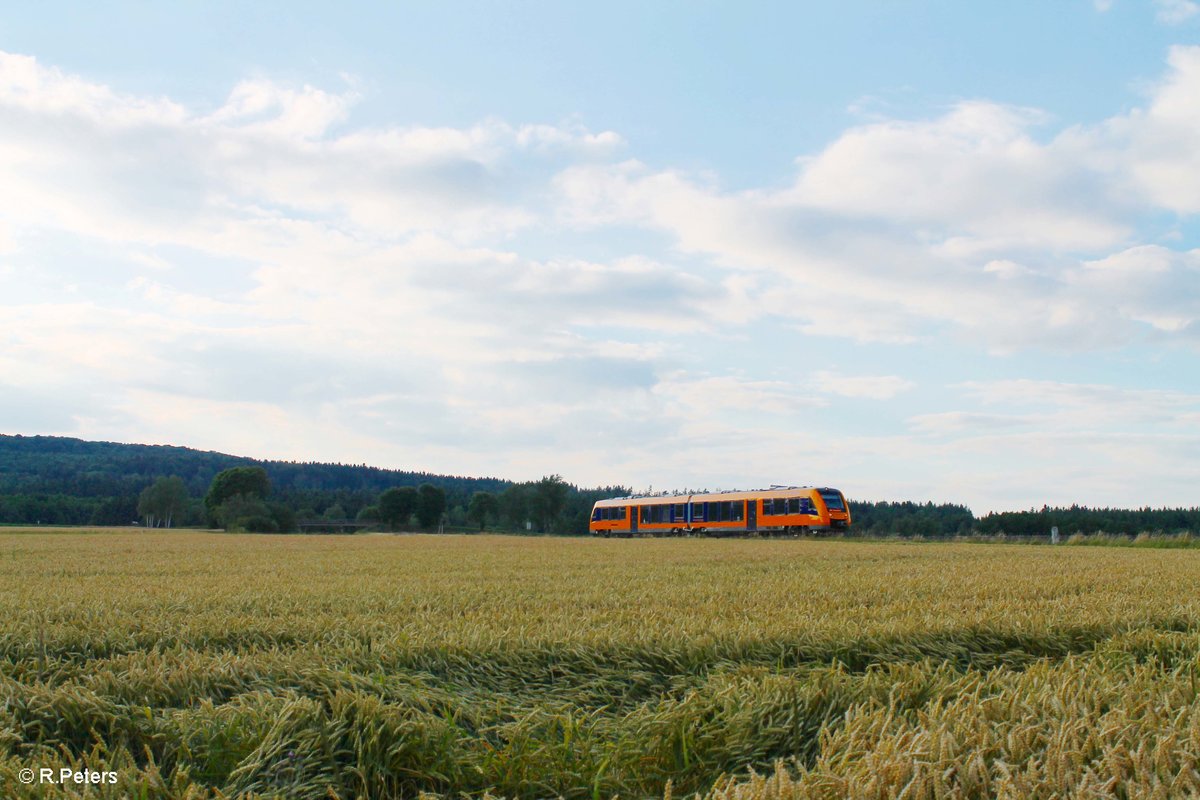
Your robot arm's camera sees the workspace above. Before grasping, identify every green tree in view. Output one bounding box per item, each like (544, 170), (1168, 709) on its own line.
(499, 483), (532, 530)
(529, 475), (569, 533)
(137, 476), (189, 528)
(205, 467), (280, 532)
(467, 491), (499, 531)
(268, 502), (297, 533)
(213, 495), (275, 532)
(416, 483), (447, 528)
(205, 466), (271, 512)
(378, 487), (418, 531)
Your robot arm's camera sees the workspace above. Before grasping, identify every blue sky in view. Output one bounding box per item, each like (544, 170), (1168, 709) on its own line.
(1, 2), (1199, 513)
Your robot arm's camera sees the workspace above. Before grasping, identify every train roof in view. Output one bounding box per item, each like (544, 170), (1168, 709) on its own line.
(592, 487), (843, 508)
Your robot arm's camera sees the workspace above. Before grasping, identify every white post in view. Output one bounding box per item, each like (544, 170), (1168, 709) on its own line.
(1051, 526), (1059, 545)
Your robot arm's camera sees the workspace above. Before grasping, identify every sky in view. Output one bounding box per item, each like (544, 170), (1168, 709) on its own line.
(1, 1), (1199, 514)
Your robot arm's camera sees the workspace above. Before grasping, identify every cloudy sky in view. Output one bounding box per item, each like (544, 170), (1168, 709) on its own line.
(2, 1), (1199, 513)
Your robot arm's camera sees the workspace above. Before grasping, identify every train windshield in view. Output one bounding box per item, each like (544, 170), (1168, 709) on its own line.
(819, 490), (845, 511)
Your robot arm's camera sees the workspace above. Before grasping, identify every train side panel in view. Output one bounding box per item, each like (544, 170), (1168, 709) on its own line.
(590, 488), (851, 536)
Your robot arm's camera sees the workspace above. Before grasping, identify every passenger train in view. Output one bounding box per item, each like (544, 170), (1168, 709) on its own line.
(589, 486), (850, 537)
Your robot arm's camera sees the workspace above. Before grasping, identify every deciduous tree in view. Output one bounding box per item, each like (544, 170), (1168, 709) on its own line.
(530, 475), (569, 533)
(467, 491), (499, 531)
(137, 476), (189, 528)
(204, 467), (271, 512)
(416, 483), (446, 529)
(379, 487), (418, 531)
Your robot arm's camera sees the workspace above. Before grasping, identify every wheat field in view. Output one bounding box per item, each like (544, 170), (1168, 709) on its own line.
(1, 530), (1199, 798)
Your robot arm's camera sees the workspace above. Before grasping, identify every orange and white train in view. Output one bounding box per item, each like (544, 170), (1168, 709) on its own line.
(589, 486), (851, 537)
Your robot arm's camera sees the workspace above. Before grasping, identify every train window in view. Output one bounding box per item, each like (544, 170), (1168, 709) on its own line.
(819, 491), (845, 511)
(691, 503), (705, 522)
(673, 503), (685, 521)
(641, 505), (668, 524)
(732, 502), (744, 521)
(619, 507), (627, 520)
(593, 508), (601, 521)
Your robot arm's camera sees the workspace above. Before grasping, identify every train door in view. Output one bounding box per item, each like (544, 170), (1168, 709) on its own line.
(746, 500), (757, 532)
(630, 507), (638, 535)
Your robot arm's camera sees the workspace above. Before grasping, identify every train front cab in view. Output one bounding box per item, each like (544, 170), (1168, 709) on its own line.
(589, 501), (632, 537)
(816, 487), (851, 531)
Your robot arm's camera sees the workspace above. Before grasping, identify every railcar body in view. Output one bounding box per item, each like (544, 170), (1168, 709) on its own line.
(589, 486), (850, 537)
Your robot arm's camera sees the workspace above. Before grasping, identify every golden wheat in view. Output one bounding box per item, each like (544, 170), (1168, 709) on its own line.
(1, 531), (1198, 798)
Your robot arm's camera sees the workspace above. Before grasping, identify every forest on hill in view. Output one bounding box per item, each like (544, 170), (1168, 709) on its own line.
(0, 434), (625, 533)
(1, 434), (1198, 536)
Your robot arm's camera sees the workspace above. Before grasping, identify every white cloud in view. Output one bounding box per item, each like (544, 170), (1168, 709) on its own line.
(907, 411), (1032, 435)
(959, 379), (1200, 426)
(788, 101), (1127, 252)
(814, 371), (915, 400)
(1115, 46), (1200, 213)
(0, 51), (187, 126)
(898, 379), (1200, 510)
(557, 48), (1200, 350)
(204, 78), (356, 139)
(1156, 0), (1200, 24)
(655, 374), (827, 418)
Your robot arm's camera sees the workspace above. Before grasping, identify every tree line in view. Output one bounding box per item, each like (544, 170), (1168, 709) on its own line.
(126, 467), (627, 535)
(4, 435), (1198, 537)
(0, 434), (508, 518)
(974, 504), (1200, 537)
